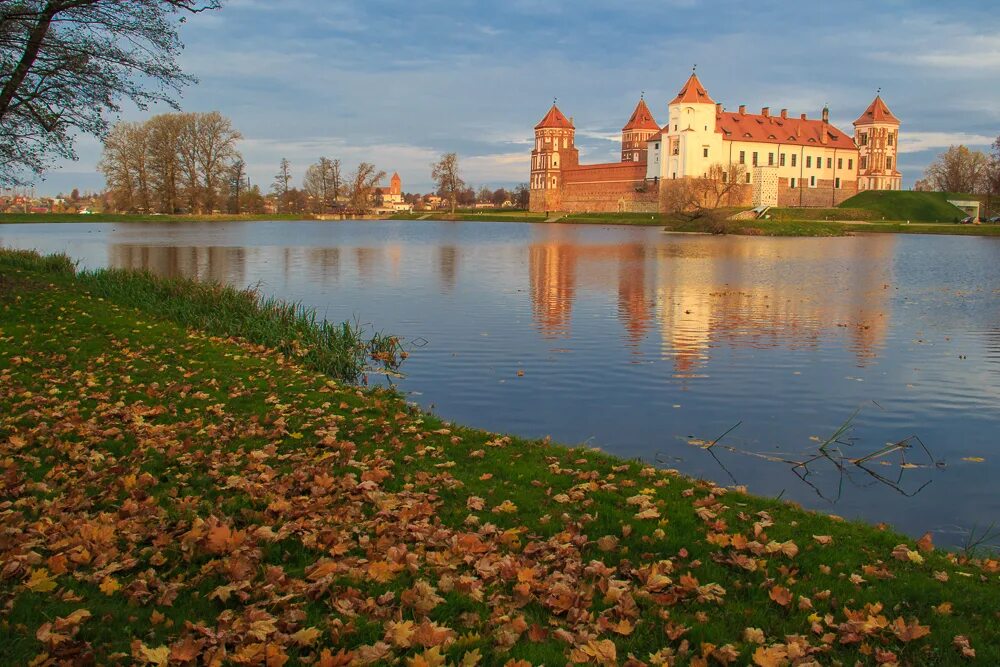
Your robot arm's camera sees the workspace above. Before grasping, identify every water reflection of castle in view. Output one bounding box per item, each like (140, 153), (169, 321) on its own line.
(528, 229), (894, 375)
(110, 231), (895, 378)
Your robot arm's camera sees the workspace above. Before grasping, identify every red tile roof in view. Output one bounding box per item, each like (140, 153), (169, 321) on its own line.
(622, 98), (659, 132)
(535, 104), (574, 130)
(647, 126), (668, 142)
(853, 95), (900, 126)
(715, 111), (856, 149)
(670, 74), (715, 105)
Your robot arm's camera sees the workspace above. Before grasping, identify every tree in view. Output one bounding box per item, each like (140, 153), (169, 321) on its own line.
(923, 145), (988, 194)
(347, 162), (386, 212)
(512, 183), (530, 210)
(98, 111), (243, 214)
(192, 111), (242, 213)
(986, 137), (1000, 218)
(228, 158), (247, 214)
(661, 164), (749, 220)
(491, 187), (509, 207)
(272, 158), (292, 213)
(303, 157), (342, 212)
(0, 0), (221, 186)
(431, 153), (464, 214)
(476, 185), (492, 203)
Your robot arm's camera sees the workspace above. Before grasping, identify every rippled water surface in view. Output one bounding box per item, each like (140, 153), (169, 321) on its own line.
(3, 220), (999, 546)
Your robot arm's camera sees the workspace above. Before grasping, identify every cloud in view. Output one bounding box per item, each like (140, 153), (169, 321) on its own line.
(900, 132), (996, 154)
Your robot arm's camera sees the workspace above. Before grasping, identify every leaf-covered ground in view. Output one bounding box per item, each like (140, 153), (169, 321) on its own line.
(1, 257), (999, 666)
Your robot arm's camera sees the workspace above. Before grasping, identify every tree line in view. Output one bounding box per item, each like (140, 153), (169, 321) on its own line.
(917, 139), (1000, 204)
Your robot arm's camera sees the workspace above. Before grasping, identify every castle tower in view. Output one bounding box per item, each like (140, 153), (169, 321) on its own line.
(663, 72), (723, 181)
(621, 97), (659, 163)
(853, 95), (901, 191)
(389, 172), (401, 196)
(529, 104), (579, 213)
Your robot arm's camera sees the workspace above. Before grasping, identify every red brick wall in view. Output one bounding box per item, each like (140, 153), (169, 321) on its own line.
(776, 178), (858, 207)
(554, 163), (656, 213)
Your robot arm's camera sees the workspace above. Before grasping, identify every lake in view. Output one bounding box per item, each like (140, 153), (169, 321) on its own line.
(3, 220), (998, 547)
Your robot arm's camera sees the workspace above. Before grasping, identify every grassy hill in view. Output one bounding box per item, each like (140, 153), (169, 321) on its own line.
(839, 191), (967, 222)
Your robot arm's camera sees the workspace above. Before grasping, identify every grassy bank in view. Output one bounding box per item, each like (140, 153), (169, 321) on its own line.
(839, 192), (967, 222)
(391, 210), (1000, 237)
(2, 249), (999, 665)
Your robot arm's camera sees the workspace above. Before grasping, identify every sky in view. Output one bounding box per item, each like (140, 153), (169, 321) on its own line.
(32, 0), (1000, 196)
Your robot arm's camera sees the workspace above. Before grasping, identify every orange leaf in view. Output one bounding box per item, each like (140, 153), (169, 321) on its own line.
(768, 585), (792, 607)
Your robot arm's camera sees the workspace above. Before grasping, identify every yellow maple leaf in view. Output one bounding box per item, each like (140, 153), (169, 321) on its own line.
(291, 626), (322, 646)
(385, 620), (416, 648)
(100, 577), (121, 595)
(25, 568), (57, 593)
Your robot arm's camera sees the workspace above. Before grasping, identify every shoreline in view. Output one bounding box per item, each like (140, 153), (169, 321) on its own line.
(4, 211), (1000, 237)
(2, 248), (998, 664)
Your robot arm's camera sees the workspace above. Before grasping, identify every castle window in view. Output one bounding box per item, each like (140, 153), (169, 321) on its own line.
(791, 154), (797, 167)
(703, 147), (709, 158)
(835, 177), (841, 189)
(888, 132), (894, 146)
(768, 152), (774, 166)
(806, 156), (812, 168)
(827, 158), (832, 168)
(860, 132), (868, 146)
(860, 156), (868, 169)
(752, 152), (758, 166)
(746, 173), (752, 183)
(722, 172), (728, 183)
(838, 158), (843, 169)
(739, 151), (745, 164)
(655, 143), (659, 149)
(810, 175), (816, 187)
(848, 158), (854, 169)
(790, 177), (797, 189)
(780, 153), (786, 167)
(887, 157), (893, 170)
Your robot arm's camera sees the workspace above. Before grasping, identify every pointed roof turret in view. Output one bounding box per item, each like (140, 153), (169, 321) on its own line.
(854, 95), (900, 126)
(622, 97), (659, 132)
(670, 73), (715, 105)
(535, 104), (574, 130)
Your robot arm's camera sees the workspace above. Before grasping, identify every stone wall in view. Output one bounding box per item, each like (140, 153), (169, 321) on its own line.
(776, 178), (858, 207)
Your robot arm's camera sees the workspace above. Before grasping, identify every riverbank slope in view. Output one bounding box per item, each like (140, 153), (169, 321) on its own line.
(1, 249), (997, 665)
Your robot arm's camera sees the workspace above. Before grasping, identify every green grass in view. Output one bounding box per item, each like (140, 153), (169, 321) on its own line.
(0, 248), (402, 383)
(767, 207), (876, 222)
(839, 191), (968, 222)
(1, 248), (998, 665)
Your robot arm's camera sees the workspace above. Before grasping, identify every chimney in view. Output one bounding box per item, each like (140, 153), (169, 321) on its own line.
(715, 103), (722, 115)
(739, 105), (746, 115)
(780, 108), (788, 119)
(800, 113), (807, 120)
(822, 106), (830, 124)
(761, 107), (770, 118)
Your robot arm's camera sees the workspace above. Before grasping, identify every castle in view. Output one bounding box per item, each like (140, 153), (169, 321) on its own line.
(529, 73), (901, 213)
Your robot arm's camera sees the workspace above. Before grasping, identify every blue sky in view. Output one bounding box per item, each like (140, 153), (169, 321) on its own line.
(36, 0), (1000, 196)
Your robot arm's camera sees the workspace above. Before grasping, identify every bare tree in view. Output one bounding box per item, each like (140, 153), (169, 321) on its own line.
(0, 0), (221, 186)
(923, 145), (988, 194)
(146, 113), (186, 214)
(99, 121), (151, 212)
(303, 157), (342, 212)
(228, 158), (247, 214)
(696, 163), (749, 209)
(99, 111), (243, 214)
(986, 137), (1000, 218)
(512, 183), (530, 210)
(194, 111), (242, 213)
(347, 162), (386, 212)
(272, 158), (292, 213)
(431, 152), (464, 214)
